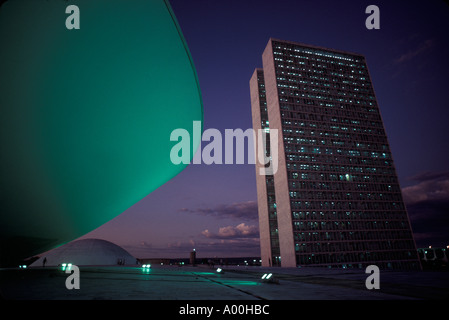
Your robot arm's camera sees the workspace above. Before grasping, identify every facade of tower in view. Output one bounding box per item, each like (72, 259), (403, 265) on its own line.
(250, 39), (420, 269)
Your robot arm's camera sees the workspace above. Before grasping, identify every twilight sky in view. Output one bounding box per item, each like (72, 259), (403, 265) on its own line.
(79, 0), (449, 258)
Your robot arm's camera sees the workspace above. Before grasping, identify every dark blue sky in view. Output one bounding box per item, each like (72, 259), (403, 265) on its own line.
(81, 0), (449, 258)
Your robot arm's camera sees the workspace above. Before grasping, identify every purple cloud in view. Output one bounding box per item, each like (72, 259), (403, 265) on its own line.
(202, 223), (259, 239)
(402, 171), (449, 247)
(395, 39), (434, 64)
(179, 201), (258, 221)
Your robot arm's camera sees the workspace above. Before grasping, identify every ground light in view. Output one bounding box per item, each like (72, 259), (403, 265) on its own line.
(261, 273), (279, 284)
(141, 264), (151, 274)
(261, 273), (272, 280)
(61, 263), (73, 271)
(216, 267), (224, 274)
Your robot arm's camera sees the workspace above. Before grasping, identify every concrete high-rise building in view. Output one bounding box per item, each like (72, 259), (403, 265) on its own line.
(250, 39), (420, 269)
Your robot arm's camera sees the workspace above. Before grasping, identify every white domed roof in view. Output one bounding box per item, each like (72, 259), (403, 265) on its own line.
(30, 238), (137, 267)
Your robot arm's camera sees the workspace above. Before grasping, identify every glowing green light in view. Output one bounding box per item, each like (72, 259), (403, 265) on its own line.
(220, 280), (259, 286)
(194, 272), (215, 275)
(0, 0), (203, 260)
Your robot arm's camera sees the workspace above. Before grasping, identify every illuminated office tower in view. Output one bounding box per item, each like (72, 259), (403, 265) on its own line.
(250, 39), (420, 269)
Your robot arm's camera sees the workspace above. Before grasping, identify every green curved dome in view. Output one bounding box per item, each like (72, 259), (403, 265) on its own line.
(0, 0), (203, 266)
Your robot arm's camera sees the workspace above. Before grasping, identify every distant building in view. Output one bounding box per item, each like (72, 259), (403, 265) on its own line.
(190, 250), (196, 265)
(250, 38), (420, 269)
(417, 247), (449, 269)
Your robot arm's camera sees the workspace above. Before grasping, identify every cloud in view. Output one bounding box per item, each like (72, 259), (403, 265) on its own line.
(139, 241), (152, 248)
(202, 223), (259, 239)
(395, 39), (434, 64)
(402, 171), (449, 205)
(402, 171), (449, 247)
(408, 171), (449, 183)
(180, 201), (258, 221)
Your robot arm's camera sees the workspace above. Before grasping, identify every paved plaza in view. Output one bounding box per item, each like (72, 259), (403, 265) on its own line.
(1, 265), (448, 300)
